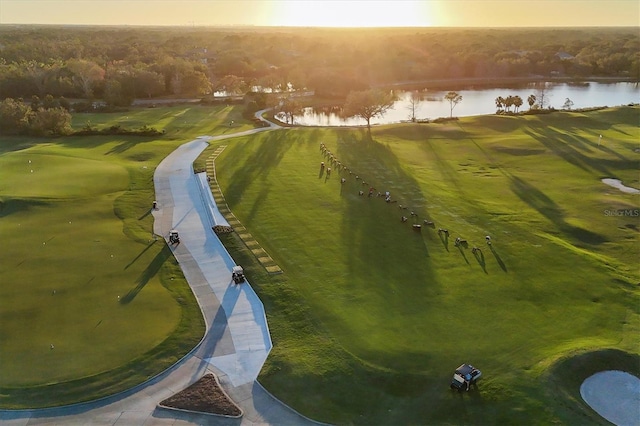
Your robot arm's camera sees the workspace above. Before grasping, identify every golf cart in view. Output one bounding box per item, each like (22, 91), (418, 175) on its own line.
(450, 364), (482, 391)
(169, 229), (180, 244)
(232, 266), (245, 284)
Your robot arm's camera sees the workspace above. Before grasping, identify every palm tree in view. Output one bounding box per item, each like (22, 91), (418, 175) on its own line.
(513, 95), (523, 113)
(495, 96), (504, 113)
(527, 94), (537, 110)
(505, 95), (514, 113)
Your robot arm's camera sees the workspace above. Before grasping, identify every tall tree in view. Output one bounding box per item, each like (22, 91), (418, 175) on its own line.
(495, 96), (504, 113)
(562, 98), (574, 110)
(504, 95), (514, 112)
(277, 96), (303, 125)
(29, 106), (72, 136)
(407, 90), (424, 122)
(66, 59), (105, 98)
(133, 69), (165, 98)
(0, 98), (32, 134)
(527, 94), (537, 110)
(103, 80), (133, 107)
(177, 70), (212, 97)
(213, 74), (247, 96)
(534, 84), (549, 109)
(342, 89), (396, 129)
(444, 91), (462, 118)
(513, 95), (523, 112)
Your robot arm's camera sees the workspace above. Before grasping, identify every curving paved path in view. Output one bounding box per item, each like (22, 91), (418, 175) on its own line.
(0, 116), (322, 425)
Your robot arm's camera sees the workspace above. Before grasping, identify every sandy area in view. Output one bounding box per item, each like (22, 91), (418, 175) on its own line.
(601, 178), (640, 194)
(580, 370), (640, 426)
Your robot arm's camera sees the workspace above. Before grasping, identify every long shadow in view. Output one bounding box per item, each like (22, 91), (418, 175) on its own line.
(456, 244), (469, 264)
(0, 137), (39, 155)
(138, 208), (153, 220)
(0, 198), (50, 218)
(472, 249), (488, 274)
(438, 231), (449, 252)
(523, 126), (637, 177)
(221, 130), (293, 222)
(124, 240), (158, 270)
(120, 244), (171, 304)
(489, 245), (507, 272)
(192, 301), (233, 377)
(509, 174), (608, 245)
(334, 130), (440, 371)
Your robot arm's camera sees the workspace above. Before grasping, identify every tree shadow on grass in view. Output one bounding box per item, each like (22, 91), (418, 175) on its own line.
(221, 131), (293, 223)
(105, 137), (158, 155)
(333, 130), (441, 370)
(509, 174), (608, 245)
(0, 197), (50, 218)
(523, 126), (637, 177)
(120, 244), (171, 304)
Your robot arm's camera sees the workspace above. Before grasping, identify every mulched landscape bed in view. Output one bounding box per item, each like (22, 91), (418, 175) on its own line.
(159, 374), (242, 417)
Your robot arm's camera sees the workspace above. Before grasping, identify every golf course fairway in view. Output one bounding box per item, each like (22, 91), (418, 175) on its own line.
(0, 104), (252, 408)
(209, 107), (639, 424)
(0, 105), (637, 424)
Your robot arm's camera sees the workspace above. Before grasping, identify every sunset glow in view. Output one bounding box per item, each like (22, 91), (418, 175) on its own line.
(0, 0), (637, 27)
(272, 1), (432, 27)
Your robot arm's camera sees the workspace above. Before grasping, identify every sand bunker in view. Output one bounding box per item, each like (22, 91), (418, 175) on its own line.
(580, 370), (640, 426)
(602, 178), (640, 194)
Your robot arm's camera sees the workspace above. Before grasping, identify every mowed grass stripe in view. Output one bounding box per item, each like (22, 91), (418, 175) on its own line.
(211, 107), (639, 424)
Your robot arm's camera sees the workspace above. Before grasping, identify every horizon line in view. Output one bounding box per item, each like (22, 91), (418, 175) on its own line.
(0, 23), (637, 29)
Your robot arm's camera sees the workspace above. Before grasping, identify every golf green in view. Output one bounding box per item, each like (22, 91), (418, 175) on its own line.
(0, 104), (247, 407)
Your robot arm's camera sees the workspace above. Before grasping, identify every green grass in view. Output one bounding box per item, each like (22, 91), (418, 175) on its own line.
(71, 104), (253, 139)
(0, 105), (250, 408)
(210, 107), (639, 424)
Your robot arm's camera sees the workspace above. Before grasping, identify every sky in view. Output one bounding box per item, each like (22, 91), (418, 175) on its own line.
(0, 0), (638, 27)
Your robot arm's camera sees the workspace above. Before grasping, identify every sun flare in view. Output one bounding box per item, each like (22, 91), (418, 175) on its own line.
(273, 0), (432, 27)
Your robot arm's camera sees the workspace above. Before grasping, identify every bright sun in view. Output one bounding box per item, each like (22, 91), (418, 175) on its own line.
(274, 0), (433, 27)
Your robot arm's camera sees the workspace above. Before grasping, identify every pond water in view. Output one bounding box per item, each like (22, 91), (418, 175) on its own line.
(601, 178), (640, 194)
(281, 82), (639, 126)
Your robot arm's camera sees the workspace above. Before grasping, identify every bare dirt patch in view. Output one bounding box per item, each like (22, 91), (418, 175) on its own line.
(159, 374), (242, 417)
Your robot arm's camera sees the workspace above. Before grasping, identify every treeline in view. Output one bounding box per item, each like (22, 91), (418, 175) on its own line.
(0, 97), (162, 136)
(0, 96), (72, 136)
(0, 26), (638, 102)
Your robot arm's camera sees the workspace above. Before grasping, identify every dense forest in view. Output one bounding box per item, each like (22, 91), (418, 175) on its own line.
(0, 25), (638, 103)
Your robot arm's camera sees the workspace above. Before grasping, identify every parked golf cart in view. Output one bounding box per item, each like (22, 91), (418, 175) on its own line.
(168, 229), (180, 244)
(450, 364), (482, 391)
(232, 266), (245, 284)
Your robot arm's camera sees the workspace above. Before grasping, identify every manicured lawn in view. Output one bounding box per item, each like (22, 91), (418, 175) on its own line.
(71, 104), (253, 139)
(211, 107), (639, 424)
(0, 105), (249, 408)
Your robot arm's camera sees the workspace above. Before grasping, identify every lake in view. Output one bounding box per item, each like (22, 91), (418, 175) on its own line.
(281, 82), (639, 127)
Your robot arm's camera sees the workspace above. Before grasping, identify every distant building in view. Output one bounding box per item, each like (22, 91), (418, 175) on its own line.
(555, 51), (575, 60)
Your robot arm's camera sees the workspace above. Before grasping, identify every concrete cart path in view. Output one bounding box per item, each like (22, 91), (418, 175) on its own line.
(154, 137), (272, 387)
(1, 120), (322, 425)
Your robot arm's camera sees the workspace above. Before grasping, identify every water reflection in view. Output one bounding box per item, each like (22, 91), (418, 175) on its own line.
(277, 82), (639, 127)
